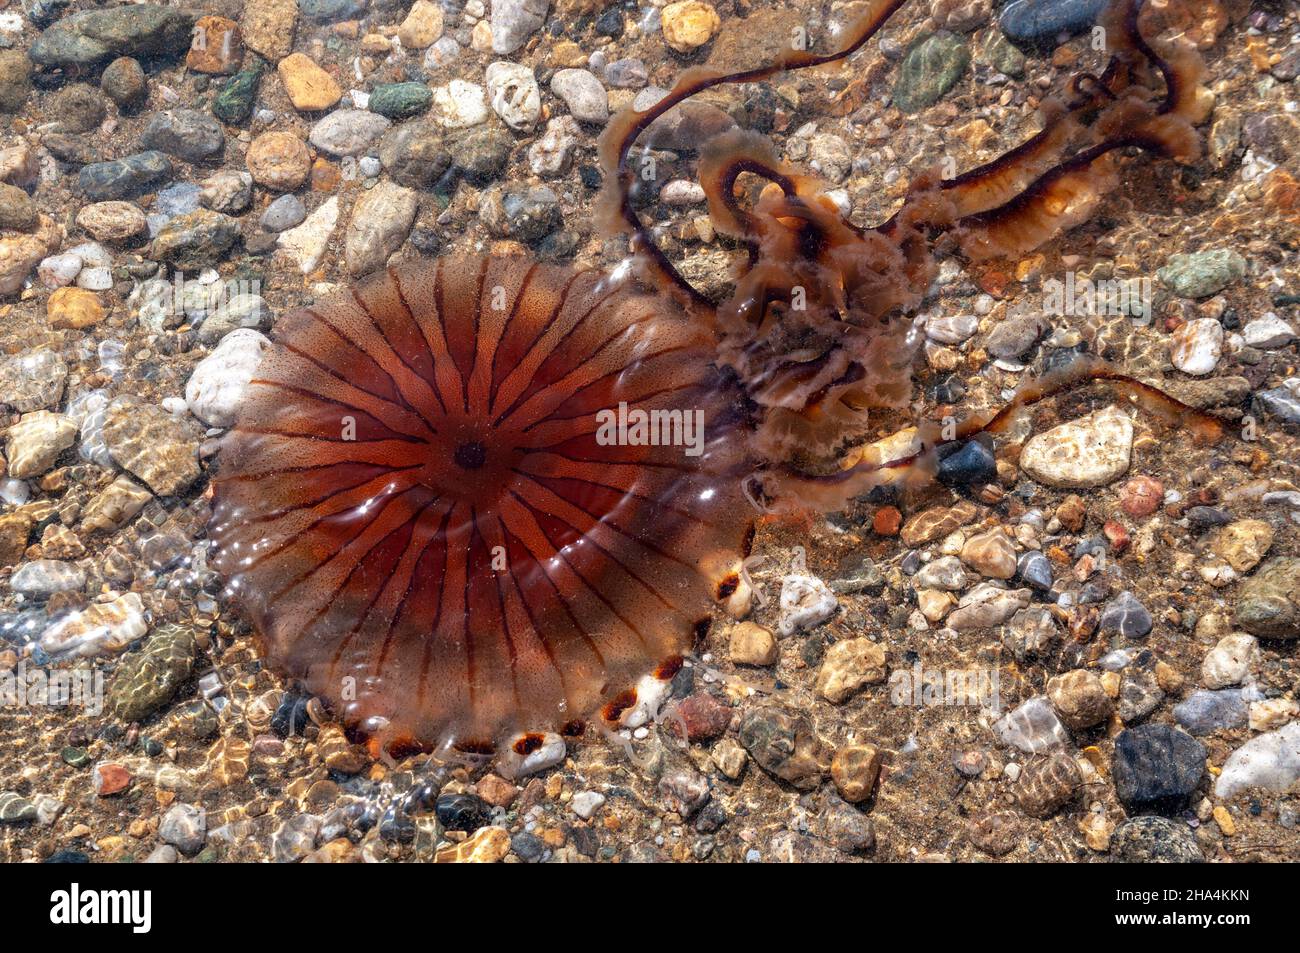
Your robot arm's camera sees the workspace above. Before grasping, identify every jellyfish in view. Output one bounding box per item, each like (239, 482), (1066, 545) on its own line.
(210, 0), (1225, 759)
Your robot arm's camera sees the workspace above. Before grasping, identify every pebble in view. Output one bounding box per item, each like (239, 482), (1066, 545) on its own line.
(777, 573), (837, 635)
(186, 15), (242, 74)
(1111, 816), (1204, 862)
(1250, 698), (1299, 732)
(432, 792), (488, 831)
(893, 31), (970, 113)
(1211, 519), (1273, 574)
(260, 194), (306, 233)
(485, 61), (540, 131)
(10, 560), (84, 599)
(995, 696), (1069, 753)
(76, 201), (147, 243)
(277, 196), (338, 273)
(432, 80), (489, 128)
(480, 183), (559, 242)
(344, 180), (417, 276)
(301, 0), (363, 23)
(815, 638), (887, 704)
(904, 499), (982, 543)
(369, 81), (433, 120)
(738, 706), (829, 790)
(102, 396), (200, 496)
(212, 63), (263, 125)
(150, 209), (240, 269)
(968, 811), (1021, 856)
(528, 116), (579, 177)
(605, 58), (648, 88)
(936, 438), (997, 486)
(398, 0), (444, 49)
(1170, 317), (1223, 375)
(476, 774), (519, 808)
(1118, 670), (1164, 722)
(661, 1), (720, 52)
(1256, 387), (1300, 429)
(1158, 248), (1246, 299)
(158, 803), (206, 856)
(999, 0), (1106, 46)
(92, 762), (133, 797)
(808, 133), (852, 184)
(926, 313), (978, 345)
(184, 328), (270, 428)
(711, 737), (747, 780)
(914, 555), (968, 591)
(379, 121), (451, 189)
(1119, 475), (1164, 517)
(0, 791), (37, 824)
(570, 791), (605, 820)
(997, 311), (1064, 366)
(946, 583), (1030, 630)
(277, 52), (342, 112)
(1019, 405), (1132, 488)
(435, 825), (511, 863)
(672, 692), (732, 741)
(1112, 724), (1205, 813)
(1173, 689), (1248, 735)
(242, 0), (297, 61)
(107, 624), (196, 722)
(0, 183), (36, 231)
(272, 813), (321, 862)
(309, 109), (391, 157)
(491, 0), (548, 55)
(140, 109), (225, 163)
(37, 254), (83, 290)
(550, 69), (609, 124)
(40, 591), (147, 658)
(1201, 632), (1257, 688)
(30, 5), (194, 69)
(1016, 550), (1053, 591)
(830, 743), (881, 803)
(1214, 721), (1300, 799)
(78, 151), (173, 201)
(1241, 314), (1295, 349)
(959, 527), (1017, 579)
(1017, 751), (1081, 817)
(4, 410), (77, 478)
(821, 795), (874, 853)
(0, 50), (31, 114)
(200, 170), (253, 215)
(1233, 557), (1300, 639)
(660, 179), (706, 206)
(631, 85), (736, 151)
(1099, 590), (1153, 639)
(1046, 669), (1111, 730)
(729, 621), (777, 666)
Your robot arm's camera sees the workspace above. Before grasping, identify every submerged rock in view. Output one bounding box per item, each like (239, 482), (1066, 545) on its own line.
(107, 624), (197, 722)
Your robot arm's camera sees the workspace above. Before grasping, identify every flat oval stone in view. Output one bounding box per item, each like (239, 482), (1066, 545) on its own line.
(1019, 405), (1132, 488)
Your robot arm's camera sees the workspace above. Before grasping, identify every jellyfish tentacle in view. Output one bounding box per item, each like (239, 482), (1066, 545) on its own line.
(761, 352), (1226, 513)
(596, 0), (913, 309)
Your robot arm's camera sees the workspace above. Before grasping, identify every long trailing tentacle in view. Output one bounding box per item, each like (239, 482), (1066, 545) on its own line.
(931, 0), (1209, 259)
(595, 0), (913, 311)
(760, 355), (1226, 512)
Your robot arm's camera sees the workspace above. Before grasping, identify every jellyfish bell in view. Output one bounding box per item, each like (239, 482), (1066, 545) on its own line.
(210, 255), (756, 758)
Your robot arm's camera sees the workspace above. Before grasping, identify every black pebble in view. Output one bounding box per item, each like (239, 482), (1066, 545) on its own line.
(434, 792), (488, 832)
